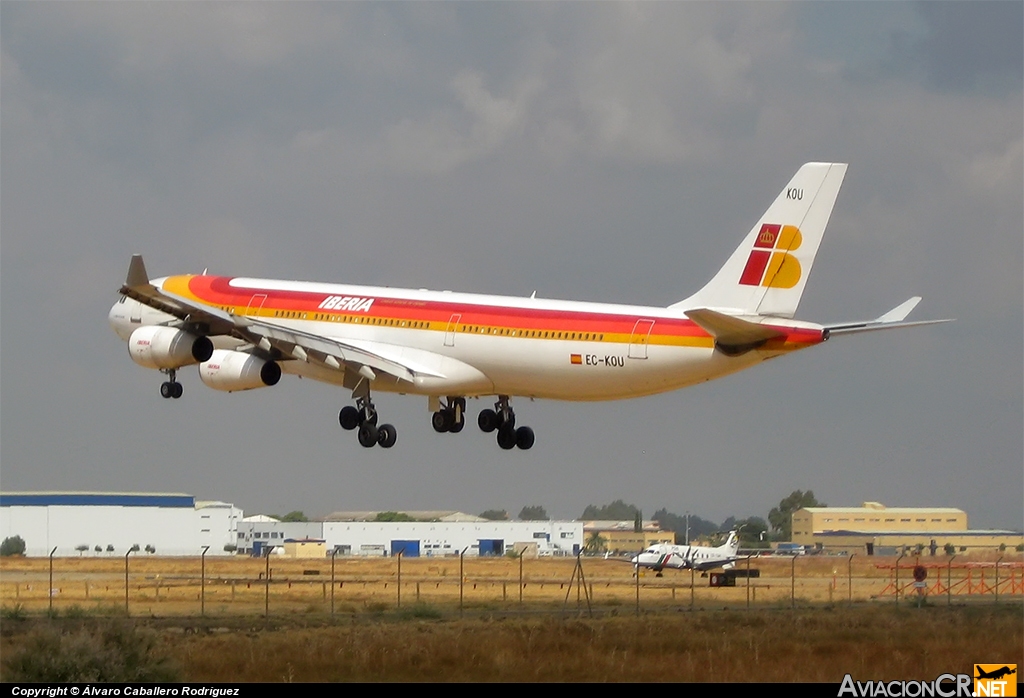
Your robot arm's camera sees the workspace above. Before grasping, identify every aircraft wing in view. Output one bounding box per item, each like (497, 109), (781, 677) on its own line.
(825, 297), (954, 336)
(120, 255), (419, 384)
(691, 557), (743, 572)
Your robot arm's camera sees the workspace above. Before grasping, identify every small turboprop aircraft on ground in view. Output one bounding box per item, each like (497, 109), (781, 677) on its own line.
(109, 162), (949, 450)
(628, 531), (744, 576)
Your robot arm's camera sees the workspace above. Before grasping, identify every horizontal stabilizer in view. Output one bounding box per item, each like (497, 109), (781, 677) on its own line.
(685, 308), (785, 355)
(826, 297), (954, 336)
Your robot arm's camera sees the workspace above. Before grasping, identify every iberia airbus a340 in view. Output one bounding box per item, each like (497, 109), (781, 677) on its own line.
(108, 163), (948, 451)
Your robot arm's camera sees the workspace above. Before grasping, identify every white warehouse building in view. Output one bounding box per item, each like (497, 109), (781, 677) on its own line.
(237, 517), (584, 558)
(0, 492), (241, 557)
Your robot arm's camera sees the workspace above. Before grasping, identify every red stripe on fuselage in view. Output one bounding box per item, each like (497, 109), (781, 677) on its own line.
(181, 275), (822, 347)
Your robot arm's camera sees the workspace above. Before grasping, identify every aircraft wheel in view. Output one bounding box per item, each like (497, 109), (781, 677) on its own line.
(497, 423), (517, 450)
(432, 409), (453, 433)
(478, 409), (499, 433)
(171, 382), (183, 399)
(515, 426), (534, 450)
(339, 406), (360, 430)
(377, 424), (397, 449)
(449, 419), (464, 433)
(160, 382), (173, 399)
(358, 423), (379, 448)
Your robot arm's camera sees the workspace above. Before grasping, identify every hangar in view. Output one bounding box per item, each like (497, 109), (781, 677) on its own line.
(237, 512), (584, 558)
(791, 502), (1023, 554)
(0, 492), (241, 557)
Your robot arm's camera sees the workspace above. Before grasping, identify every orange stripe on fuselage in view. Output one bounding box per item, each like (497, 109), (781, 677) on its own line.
(164, 275), (822, 352)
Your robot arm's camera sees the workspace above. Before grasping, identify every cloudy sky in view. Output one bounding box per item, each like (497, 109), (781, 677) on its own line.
(2, 2), (1021, 530)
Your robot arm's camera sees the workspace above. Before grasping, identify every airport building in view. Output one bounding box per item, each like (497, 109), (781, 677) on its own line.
(0, 492), (242, 557)
(791, 502), (1023, 554)
(237, 512), (584, 558)
(582, 520), (675, 554)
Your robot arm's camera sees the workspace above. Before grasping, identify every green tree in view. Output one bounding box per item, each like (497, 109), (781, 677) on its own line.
(732, 517), (769, 546)
(374, 511), (415, 522)
(583, 532), (608, 554)
(478, 509), (509, 521)
(1, 536), (26, 557)
(518, 505), (549, 520)
(768, 490), (824, 540)
(278, 511), (309, 522)
(652, 510), (719, 544)
(581, 500), (639, 521)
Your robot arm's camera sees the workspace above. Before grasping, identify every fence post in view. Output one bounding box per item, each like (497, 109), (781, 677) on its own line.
(848, 553), (856, 603)
(48, 547), (57, 616)
(200, 546), (209, 617)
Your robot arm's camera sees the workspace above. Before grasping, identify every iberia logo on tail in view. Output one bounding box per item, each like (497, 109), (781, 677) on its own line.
(738, 224), (803, 288)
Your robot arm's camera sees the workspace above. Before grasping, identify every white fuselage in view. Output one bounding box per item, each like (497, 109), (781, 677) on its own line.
(109, 275), (821, 402)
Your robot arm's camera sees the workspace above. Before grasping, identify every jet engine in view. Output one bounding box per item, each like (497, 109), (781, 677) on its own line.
(199, 349), (281, 392)
(128, 326), (214, 370)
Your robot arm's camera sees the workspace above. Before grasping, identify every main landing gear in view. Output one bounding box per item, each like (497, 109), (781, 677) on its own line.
(478, 395), (534, 450)
(432, 397), (466, 433)
(339, 394), (397, 449)
(159, 369), (183, 399)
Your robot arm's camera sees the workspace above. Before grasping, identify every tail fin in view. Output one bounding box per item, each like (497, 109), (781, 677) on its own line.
(721, 531), (739, 553)
(672, 162), (848, 318)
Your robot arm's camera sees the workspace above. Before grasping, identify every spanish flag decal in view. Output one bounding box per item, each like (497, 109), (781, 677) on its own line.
(570, 354), (582, 365)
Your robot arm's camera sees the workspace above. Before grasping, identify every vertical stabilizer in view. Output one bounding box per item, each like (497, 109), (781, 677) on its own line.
(672, 163), (848, 318)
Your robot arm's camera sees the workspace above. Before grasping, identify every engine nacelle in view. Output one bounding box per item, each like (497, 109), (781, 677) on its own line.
(128, 326), (214, 370)
(199, 349), (281, 392)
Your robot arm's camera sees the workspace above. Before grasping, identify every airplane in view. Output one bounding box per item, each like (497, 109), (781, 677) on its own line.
(975, 666), (1017, 681)
(626, 531), (744, 575)
(108, 162), (950, 451)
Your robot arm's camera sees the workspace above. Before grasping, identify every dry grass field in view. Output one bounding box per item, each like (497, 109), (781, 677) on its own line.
(2, 605), (1020, 682)
(2, 552), (1020, 617)
(2, 554), (1021, 682)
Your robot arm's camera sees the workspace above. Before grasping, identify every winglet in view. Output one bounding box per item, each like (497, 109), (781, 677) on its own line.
(825, 297), (954, 336)
(876, 296), (921, 323)
(125, 254), (150, 288)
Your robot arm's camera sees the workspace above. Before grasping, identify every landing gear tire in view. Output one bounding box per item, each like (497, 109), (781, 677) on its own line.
(478, 409), (499, 433)
(432, 410), (454, 433)
(339, 406), (361, 430)
(497, 423), (517, 450)
(515, 426), (535, 450)
(358, 422), (379, 448)
(160, 381), (182, 399)
(449, 419), (464, 433)
(377, 424), (397, 449)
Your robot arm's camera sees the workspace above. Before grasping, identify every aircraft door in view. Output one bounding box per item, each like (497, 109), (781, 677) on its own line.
(444, 313), (461, 347)
(628, 319), (656, 359)
(245, 294), (268, 318)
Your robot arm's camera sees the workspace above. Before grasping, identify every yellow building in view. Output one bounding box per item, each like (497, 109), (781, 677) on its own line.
(582, 521), (674, 554)
(792, 502), (966, 543)
(282, 538), (326, 558)
(791, 502), (1022, 555)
